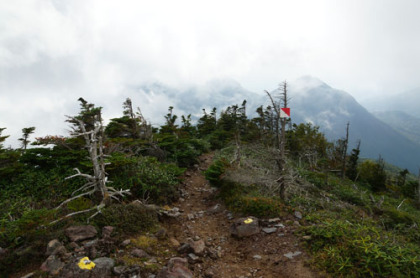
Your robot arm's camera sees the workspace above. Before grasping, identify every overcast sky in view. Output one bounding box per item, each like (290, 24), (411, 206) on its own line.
(1, 0), (420, 147)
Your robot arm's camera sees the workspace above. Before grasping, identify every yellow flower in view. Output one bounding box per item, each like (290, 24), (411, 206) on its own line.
(78, 257), (95, 270)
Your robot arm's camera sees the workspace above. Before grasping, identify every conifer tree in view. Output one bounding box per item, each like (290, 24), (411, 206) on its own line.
(346, 140), (361, 181)
(0, 127), (9, 150)
(19, 127), (36, 151)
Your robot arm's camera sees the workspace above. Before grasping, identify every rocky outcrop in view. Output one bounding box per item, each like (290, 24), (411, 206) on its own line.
(65, 225), (98, 242)
(59, 257), (115, 278)
(230, 217), (260, 238)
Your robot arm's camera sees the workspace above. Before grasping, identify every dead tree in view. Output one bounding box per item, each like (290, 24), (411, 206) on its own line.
(265, 81), (290, 199)
(51, 101), (130, 224)
(341, 122), (350, 179)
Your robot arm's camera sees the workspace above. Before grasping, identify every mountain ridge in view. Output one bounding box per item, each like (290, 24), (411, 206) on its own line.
(136, 77), (420, 173)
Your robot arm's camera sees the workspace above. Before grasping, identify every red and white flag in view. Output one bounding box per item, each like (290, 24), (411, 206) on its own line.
(280, 108), (290, 118)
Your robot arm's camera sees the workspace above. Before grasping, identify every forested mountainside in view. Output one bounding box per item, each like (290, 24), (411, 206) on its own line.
(289, 77), (420, 173)
(0, 92), (419, 277)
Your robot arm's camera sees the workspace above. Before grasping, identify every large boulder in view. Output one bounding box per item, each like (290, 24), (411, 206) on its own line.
(230, 216), (260, 238)
(157, 257), (193, 278)
(65, 225), (98, 242)
(59, 257), (115, 278)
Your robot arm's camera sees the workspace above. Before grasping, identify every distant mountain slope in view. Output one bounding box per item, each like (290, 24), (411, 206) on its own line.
(362, 88), (420, 118)
(290, 77), (420, 173)
(373, 111), (420, 146)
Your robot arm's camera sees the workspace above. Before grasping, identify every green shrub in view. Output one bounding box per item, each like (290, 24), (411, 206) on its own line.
(303, 220), (420, 277)
(382, 207), (417, 227)
(0, 209), (55, 245)
(110, 156), (185, 204)
(93, 203), (157, 235)
(304, 171), (329, 189)
(205, 158), (230, 187)
(332, 186), (366, 207)
(231, 195), (286, 218)
(157, 135), (209, 167)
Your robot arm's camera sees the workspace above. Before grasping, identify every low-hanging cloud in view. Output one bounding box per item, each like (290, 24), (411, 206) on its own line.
(1, 0), (420, 146)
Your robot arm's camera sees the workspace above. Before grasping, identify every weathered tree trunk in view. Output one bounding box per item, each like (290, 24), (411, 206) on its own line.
(341, 122), (349, 179)
(51, 111), (130, 224)
(265, 81), (289, 200)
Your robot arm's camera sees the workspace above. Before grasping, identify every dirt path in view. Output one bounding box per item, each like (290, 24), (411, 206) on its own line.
(164, 153), (321, 278)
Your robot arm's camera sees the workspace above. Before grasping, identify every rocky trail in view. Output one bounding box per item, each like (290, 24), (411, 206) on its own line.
(162, 153), (320, 278)
(13, 154), (323, 278)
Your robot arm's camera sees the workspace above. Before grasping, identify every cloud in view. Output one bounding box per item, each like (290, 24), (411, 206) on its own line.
(1, 0), (420, 146)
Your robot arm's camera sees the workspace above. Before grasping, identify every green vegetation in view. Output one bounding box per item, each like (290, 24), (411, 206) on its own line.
(203, 116), (420, 277)
(92, 203), (158, 235)
(303, 219), (419, 277)
(1, 93), (419, 277)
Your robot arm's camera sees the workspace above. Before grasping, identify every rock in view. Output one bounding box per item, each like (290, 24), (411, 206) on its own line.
(230, 217), (260, 238)
(157, 257), (193, 278)
(68, 242), (80, 250)
(40, 255), (65, 276)
(207, 204), (222, 214)
(92, 257), (115, 277)
(102, 226), (114, 238)
(113, 265), (141, 276)
(262, 227), (277, 234)
(274, 223), (285, 228)
(293, 221), (301, 226)
(53, 245), (71, 260)
(187, 253), (201, 263)
(131, 248), (150, 258)
(121, 239), (131, 247)
(207, 248), (219, 260)
(169, 237), (181, 248)
(253, 255), (262, 260)
(268, 217), (281, 223)
(83, 239), (98, 248)
(204, 268), (215, 278)
(46, 239), (63, 256)
(113, 266), (127, 275)
(277, 233), (285, 237)
(302, 235), (312, 240)
(177, 243), (193, 254)
(60, 257), (115, 278)
(187, 213), (195, 220)
(188, 239), (205, 256)
(65, 225), (98, 242)
(284, 251), (302, 259)
(162, 207), (182, 218)
(294, 211), (303, 219)
(155, 228), (167, 239)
